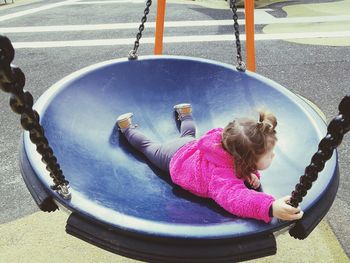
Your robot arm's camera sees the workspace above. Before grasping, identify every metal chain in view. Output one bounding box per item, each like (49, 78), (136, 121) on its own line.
(128, 0), (153, 60)
(0, 35), (71, 200)
(289, 95), (350, 208)
(129, 0), (243, 69)
(229, 0), (246, 71)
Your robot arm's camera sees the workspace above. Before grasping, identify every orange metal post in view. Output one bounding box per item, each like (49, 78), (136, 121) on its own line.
(244, 0), (256, 71)
(154, 0), (166, 55)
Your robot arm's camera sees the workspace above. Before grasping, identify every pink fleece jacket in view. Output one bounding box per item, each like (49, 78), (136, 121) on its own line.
(169, 128), (275, 223)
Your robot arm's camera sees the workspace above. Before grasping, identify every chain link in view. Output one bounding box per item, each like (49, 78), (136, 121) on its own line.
(289, 95), (350, 208)
(0, 35), (71, 200)
(230, 0), (246, 71)
(128, 0), (152, 60)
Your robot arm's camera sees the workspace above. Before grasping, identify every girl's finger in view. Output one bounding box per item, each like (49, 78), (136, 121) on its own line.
(289, 211), (304, 220)
(285, 205), (300, 214)
(283, 195), (291, 202)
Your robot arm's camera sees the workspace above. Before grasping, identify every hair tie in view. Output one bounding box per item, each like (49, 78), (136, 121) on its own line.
(256, 121), (273, 132)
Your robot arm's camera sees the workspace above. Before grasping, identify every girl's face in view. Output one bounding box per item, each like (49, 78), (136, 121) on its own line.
(256, 147), (275, 170)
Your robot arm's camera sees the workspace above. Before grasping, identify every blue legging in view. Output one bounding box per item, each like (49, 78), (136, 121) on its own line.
(122, 115), (196, 172)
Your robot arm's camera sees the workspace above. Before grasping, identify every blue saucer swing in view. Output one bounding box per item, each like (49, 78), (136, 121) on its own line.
(0, 1), (349, 262)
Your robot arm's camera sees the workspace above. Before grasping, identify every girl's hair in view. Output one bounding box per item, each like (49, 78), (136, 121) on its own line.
(221, 110), (277, 180)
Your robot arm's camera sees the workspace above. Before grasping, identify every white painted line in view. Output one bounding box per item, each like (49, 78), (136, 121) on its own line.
(254, 9), (276, 21)
(0, 21), (236, 33)
(68, 0), (146, 4)
(12, 31), (350, 49)
(2, 15), (350, 33)
(0, 0), (81, 22)
(256, 14), (350, 24)
(255, 31), (350, 39)
(68, 1), (273, 12)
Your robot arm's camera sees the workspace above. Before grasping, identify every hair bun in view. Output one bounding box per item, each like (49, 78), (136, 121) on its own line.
(258, 110), (277, 133)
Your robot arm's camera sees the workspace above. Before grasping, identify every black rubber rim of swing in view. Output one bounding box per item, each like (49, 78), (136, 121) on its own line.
(18, 135), (339, 262)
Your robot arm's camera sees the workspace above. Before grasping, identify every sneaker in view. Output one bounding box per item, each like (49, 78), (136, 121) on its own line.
(116, 112), (134, 130)
(174, 103), (192, 120)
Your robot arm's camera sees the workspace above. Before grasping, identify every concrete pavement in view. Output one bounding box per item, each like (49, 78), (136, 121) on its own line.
(0, 0), (349, 262)
(0, 211), (348, 262)
(264, 0), (350, 46)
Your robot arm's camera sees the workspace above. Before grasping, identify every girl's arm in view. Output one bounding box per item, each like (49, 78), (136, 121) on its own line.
(208, 167), (275, 223)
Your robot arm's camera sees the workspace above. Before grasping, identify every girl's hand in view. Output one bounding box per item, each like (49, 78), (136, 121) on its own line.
(272, 196), (304, 221)
(248, 173), (261, 189)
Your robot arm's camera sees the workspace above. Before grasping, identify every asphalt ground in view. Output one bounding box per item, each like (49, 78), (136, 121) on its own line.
(0, 0), (349, 262)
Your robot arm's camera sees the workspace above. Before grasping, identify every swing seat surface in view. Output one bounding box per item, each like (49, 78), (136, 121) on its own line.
(20, 56), (338, 261)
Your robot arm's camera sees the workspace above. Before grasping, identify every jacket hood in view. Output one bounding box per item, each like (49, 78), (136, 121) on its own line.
(197, 128), (234, 168)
